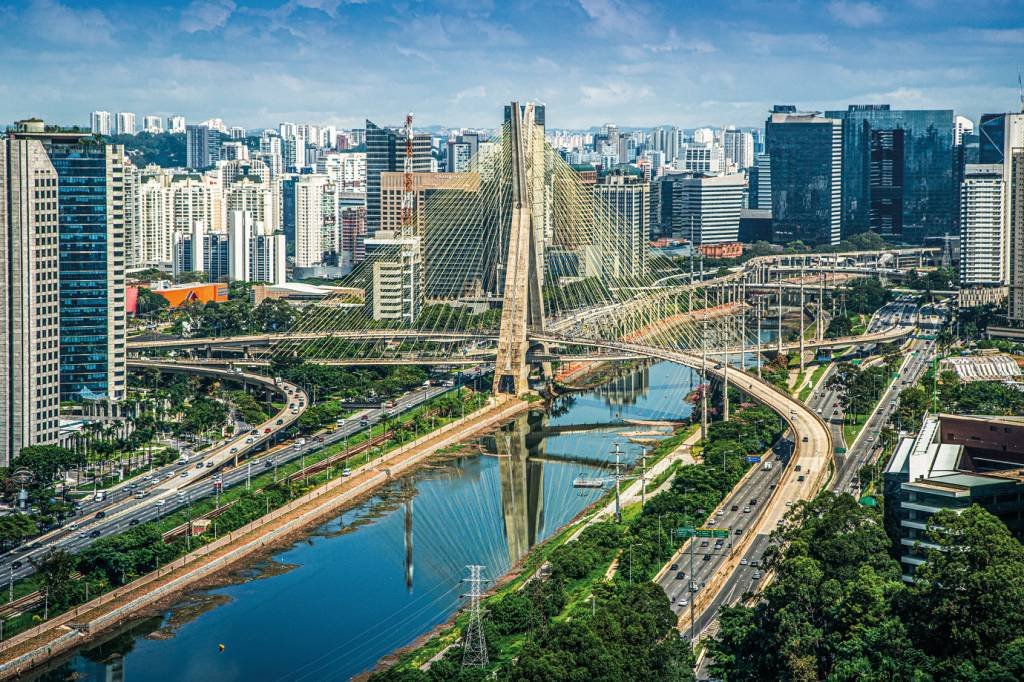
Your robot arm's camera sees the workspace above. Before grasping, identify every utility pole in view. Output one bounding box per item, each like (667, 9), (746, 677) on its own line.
(639, 449), (648, 510)
(799, 261), (806, 373)
(756, 297), (763, 378)
(777, 271), (783, 355)
(461, 565), (488, 668)
(723, 286), (730, 422)
(613, 443), (623, 523)
(246, 461), (251, 491)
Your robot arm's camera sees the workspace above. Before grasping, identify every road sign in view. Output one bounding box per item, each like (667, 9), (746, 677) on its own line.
(675, 527), (696, 538)
(746, 455), (762, 464)
(834, 447), (847, 454)
(697, 528), (730, 538)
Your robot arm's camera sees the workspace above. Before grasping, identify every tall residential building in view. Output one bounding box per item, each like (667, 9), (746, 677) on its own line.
(10, 121), (128, 402)
(142, 115), (163, 134)
(447, 133), (481, 173)
(318, 151), (366, 190)
(292, 174), (334, 268)
(167, 115), (186, 134)
(594, 173), (649, 278)
(341, 207), (367, 266)
(978, 112), (1024, 304)
(723, 129), (754, 169)
(115, 112), (136, 136)
(676, 173), (745, 244)
(765, 107), (842, 246)
(959, 164), (1005, 288)
(227, 211), (285, 285)
(90, 111), (111, 136)
(365, 119), (431, 235)
(0, 134), (62, 466)
(225, 176), (275, 232)
(825, 105), (954, 242)
(258, 133), (283, 178)
(1009, 150), (1024, 323)
(229, 126), (246, 140)
(186, 124), (221, 169)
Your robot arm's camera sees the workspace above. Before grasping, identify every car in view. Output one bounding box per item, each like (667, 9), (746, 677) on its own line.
(155, 499), (166, 507)
(264, 427), (271, 434)
(795, 465), (801, 472)
(730, 504), (739, 511)
(690, 582), (698, 592)
(699, 540), (709, 547)
(276, 419), (284, 425)
(752, 571), (762, 580)
(195, 462), (204, 469)
(797, 475), (805, 482)
(245, 437), (253, 444)
(802, 436), (809, 443)
(777, 519), (785, 526)
(833, 409), (839, 415)
(740, 558), (748, 566)
(128, 518), (140, 526)
(742, 506), (751, 513)
(89, 530), (101, 538)
(750, 498), (757, 505)
(768, 483), (777, 489)
(206, 461), (214, 468)
(265, 460), (273, 468)
(165, 472), (174, 479)
(180, 471), (188, 478)
(342, 468), (352, 477)
(95, 511), (106, 519)
(751, 559), (760, 567)
(678, 598), (689, 607)
(230, 447), (238, 454)
(134, 490), (147, 499)
(10, 561), (22, 569)
(674, 571), (685, 580)
(785, 500), (794, 507)
(78, 531), (89, 538)
(735, 528), (744, 535)
(670, 564), (678, 571)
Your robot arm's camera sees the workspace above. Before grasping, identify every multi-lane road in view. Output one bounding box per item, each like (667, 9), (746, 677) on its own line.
(1, 365), (486, 588)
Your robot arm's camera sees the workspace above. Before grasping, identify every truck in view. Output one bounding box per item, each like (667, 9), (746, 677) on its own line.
(177, 453), (189, 465)
(762, 461), (773, 471)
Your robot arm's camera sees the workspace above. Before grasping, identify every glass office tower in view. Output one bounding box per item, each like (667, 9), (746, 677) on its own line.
(825, 105), (954, 242)
(765, 108), (842, 246)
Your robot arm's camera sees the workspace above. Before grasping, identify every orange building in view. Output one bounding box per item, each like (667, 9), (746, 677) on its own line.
(699, 242), (743, 259)
(152, 283), (229, 308)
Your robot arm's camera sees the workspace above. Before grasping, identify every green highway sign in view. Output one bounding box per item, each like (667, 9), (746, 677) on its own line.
(697, 528), (730, 538)
(834, 447), (847, 454)
(675, 527), (696, 538)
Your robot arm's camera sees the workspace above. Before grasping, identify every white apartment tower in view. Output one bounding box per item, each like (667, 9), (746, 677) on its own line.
(90, 111), (111, 136)
(293, 174), (333, 268)
(142, 115), (163, 134)
(959, 164), (1006, 287)
(115, 112), (136, 136)
(0, 138), (62, 466)
(167, 115), (186, 134)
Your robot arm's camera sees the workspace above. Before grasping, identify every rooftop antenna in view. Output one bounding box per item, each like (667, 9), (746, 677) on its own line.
(402, 113), (415, 235)
(1018, 67), (1023, 113)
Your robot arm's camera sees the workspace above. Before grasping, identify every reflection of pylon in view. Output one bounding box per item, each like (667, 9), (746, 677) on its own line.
(462, 565), (488, 668)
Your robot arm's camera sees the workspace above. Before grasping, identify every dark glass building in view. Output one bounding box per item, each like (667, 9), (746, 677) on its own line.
(979, 113), (1006, 164)
(825, 105), (954, 242)
(764, 109), (842, 246)
(365, 119), (431, 237)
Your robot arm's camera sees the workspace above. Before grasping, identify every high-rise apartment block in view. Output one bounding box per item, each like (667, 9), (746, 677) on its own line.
(1009, 149), (1024, 322)
(115, 112), (136, 136)
(167, 115), (186, 134)
(90, 111), (111, 136)
(765, 107), (842, 246)
(959, 164), (1006, 288)
(142, 115), (163, 134)
(186, 124), (221, 169)
(0, 133), (62, 466)
(723, 129), (754, 169)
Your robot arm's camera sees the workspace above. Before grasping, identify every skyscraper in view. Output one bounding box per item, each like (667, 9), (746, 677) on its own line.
(365, 119), (431, 236)
(292, 174), (334, 269)
(723, 129), (755, 169)
(676, 173), (745, 245)
(765, 107), (842, 246)
(186, 124), (221, 169)
(978, 112), (1024, 299)
(825, 105), (954, 242)
(9, 120), (128, 403)
(167, 115), (186, 134)
(90, 111), (111, 136)
(594, 173), (649, 278)
(0, 130), (62, 466)
(1010, 150), (1024, 323)
(959, 164), (1005, 288)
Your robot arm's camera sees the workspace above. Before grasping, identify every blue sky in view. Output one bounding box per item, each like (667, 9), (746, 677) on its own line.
(1, 0), (1023, 130)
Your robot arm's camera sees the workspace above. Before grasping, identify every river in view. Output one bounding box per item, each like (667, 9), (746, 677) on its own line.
(31, 361), (699, 682)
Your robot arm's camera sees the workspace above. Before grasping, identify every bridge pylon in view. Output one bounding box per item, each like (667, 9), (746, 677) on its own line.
(493, 101), (545, 395)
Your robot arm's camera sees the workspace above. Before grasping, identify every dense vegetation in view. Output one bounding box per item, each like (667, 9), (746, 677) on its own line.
(710, 495), (1024, 681)
(107, 132), (186, 168)
(371, 404), (784, 681)
(826, 355), (901, 421)
(170, 282), (297, 337)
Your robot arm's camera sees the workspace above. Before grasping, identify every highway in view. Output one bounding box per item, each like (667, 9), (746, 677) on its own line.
(0, 366), (487, 589)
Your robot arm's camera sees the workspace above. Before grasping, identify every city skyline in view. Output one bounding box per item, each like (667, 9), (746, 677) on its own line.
(2, 0), (1024, 130)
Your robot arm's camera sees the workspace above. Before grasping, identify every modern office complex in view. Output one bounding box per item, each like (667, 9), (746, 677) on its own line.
(824, 105), (954, 242)
(365, 120), (431, 236)
(673, 172), (745, 245)
(594, 173), (650, 278)
(0, 134), (62, 466)
(764, 107), (842, 246)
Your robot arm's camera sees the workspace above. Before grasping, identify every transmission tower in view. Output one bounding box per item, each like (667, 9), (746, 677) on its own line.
(461, 565), (489, 668)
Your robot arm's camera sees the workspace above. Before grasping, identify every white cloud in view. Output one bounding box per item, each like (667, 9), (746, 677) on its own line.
(578, 0), (647, 37)
(642, 28), (715, 54)
(827, 1), (884, 28)
(455, 85), (487, 103)
(180, 0), (236, 33)
(24, 0), (114, 47)
(580, 82), (652, 107)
